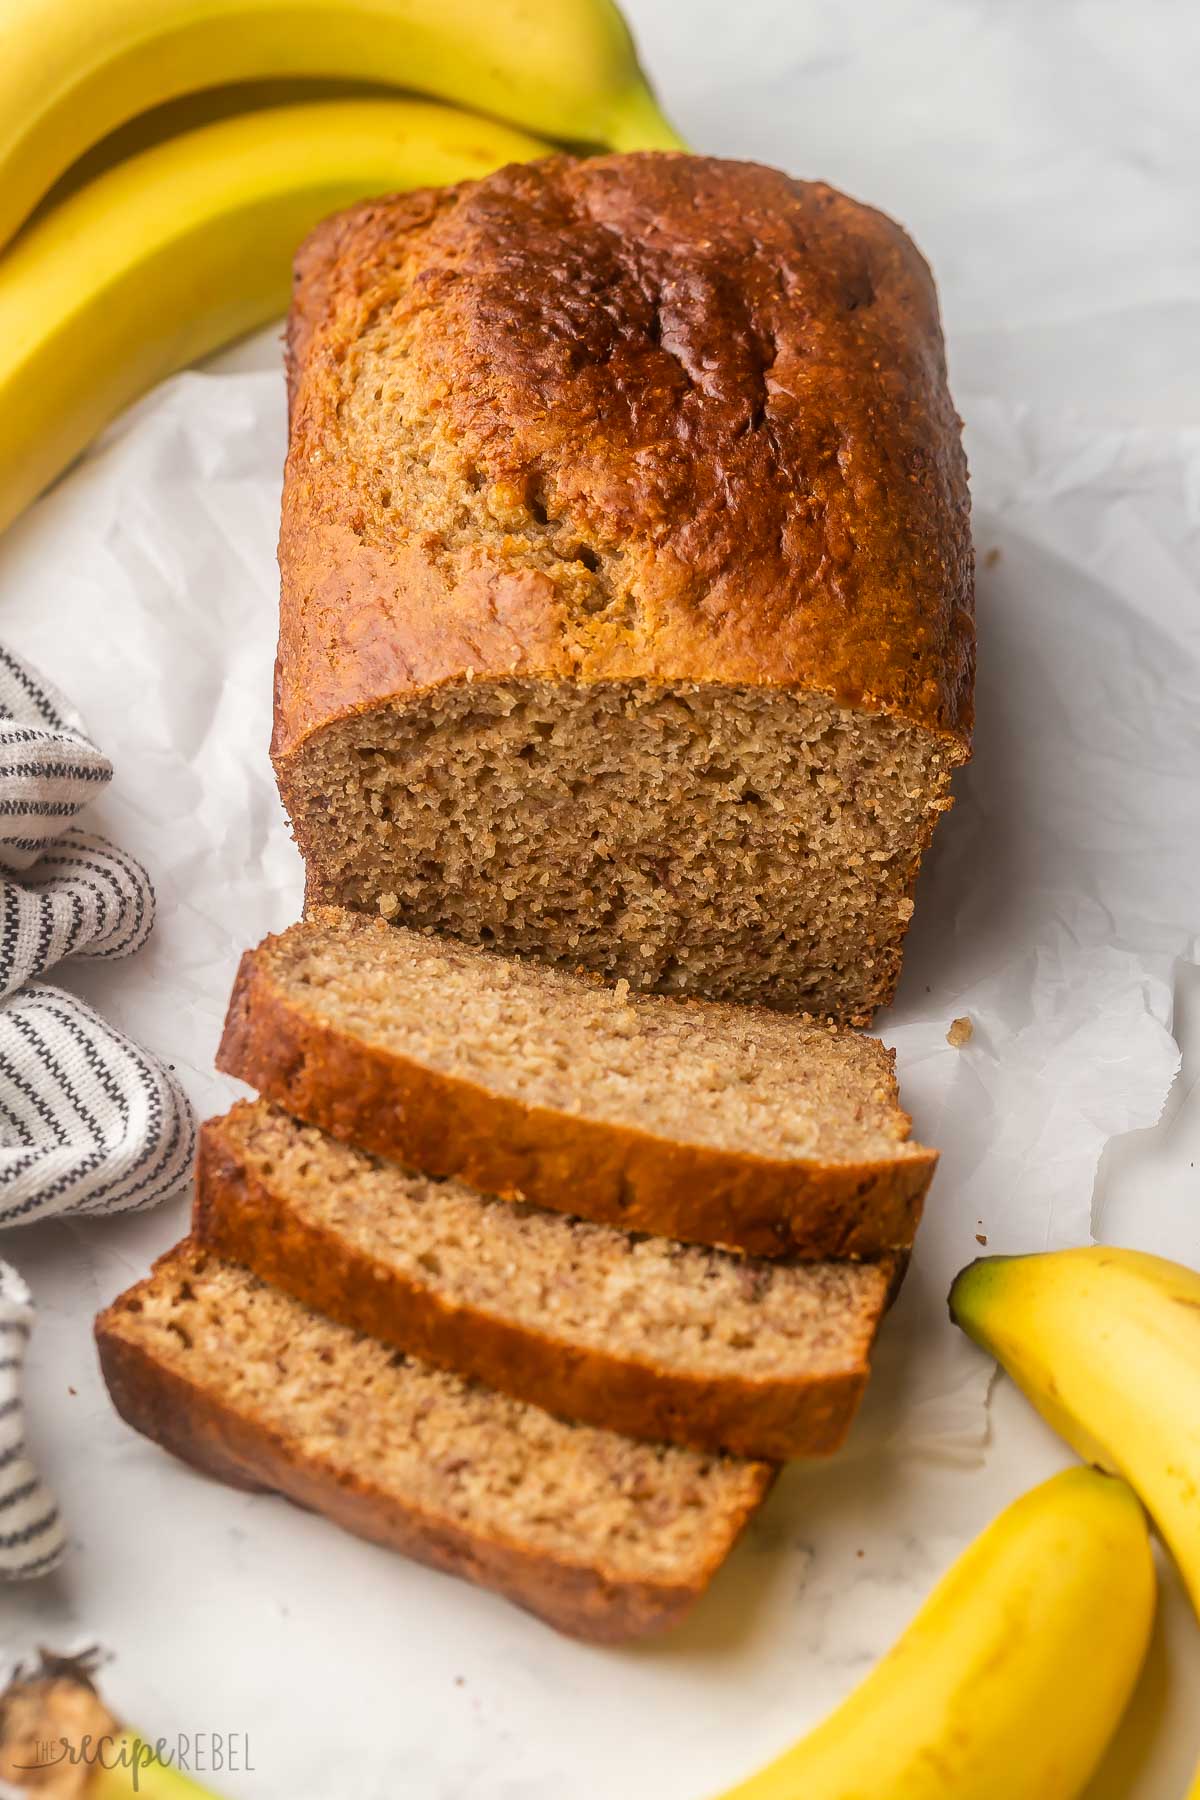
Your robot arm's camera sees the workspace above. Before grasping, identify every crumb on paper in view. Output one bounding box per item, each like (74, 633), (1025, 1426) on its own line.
(984, 546), (1002, 568)
(976, 1233), (989, 1246)
(947, 1015), (973, 1048)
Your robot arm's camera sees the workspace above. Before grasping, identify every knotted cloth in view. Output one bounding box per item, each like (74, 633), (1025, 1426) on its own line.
(0, 1263), (65, 1578)
(0, 646), (195, 1577)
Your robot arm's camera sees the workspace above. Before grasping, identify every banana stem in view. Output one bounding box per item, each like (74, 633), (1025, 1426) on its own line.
(0, 1654), (226, 1799)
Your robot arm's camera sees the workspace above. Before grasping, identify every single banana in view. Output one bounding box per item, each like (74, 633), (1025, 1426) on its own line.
(0, 98), (550, 534)
(950, 1246), (1200, 1615)
(0, 1650), (224, 1797)
(714, 1468), (1153, 1800)
(0, 0), (684, 249)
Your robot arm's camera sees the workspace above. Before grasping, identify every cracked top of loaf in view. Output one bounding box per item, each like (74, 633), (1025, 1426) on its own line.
(275, 152), (974, 764)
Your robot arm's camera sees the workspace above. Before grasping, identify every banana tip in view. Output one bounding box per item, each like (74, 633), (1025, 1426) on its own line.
(947, 1253), (990, 1322)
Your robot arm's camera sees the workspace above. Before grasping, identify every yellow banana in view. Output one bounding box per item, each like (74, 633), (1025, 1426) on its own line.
(714, 1468), (1153, 1800)
(0, 98), (550, 534)
(0, 1652), (225, 1797)
(950, 1246), (1200, 1615)
(0, 0), (683, 249)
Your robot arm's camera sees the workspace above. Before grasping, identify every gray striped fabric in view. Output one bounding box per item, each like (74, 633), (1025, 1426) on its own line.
(0, 644), (112, 874)
(0, 828), (156, 999)
(0, 985), (196, 1228)
(0, 1261), (66, 1578)
(0, 644), (198, 1579)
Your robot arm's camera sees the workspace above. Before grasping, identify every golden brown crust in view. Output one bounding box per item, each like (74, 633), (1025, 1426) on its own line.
(95, 1249), (771, 1644)
(215, 947), (935, 1259)
(193, 1116), (890, 1459)
(274, 152), (974, 771)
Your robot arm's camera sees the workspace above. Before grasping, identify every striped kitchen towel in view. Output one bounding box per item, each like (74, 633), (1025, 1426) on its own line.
(0, 984), (195, 1229)
(0, 1262), (66, 1580)
(0, 644), (155, 997)
(1, 829), (155, 999)
(0, 644), (112, 875)
(0, 644), (197, 1578)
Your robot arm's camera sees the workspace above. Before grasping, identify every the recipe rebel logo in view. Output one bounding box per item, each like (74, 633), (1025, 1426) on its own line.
(13, 1728), (255, 1788)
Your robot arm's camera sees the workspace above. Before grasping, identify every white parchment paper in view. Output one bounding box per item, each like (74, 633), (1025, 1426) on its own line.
(0, 338), (1195, 1800)
(1, 2), (1199, 1793)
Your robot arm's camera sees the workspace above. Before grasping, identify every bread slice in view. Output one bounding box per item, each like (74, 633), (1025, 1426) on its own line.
(96, 1242), (772, 1643)
(275, 155), (973, 1023)
(217, 909), (936, 1259)
(195, 1100), (898, 1460)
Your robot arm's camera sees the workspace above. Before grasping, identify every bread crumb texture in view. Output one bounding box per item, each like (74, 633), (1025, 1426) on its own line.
(275, 154), (974, 1022)
(267, 908), (928, 1168)
(103, 1245), (769, 1583)
(213, 1099), (893, 1381)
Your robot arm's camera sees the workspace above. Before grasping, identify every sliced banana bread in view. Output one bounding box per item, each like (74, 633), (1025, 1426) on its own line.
(277, 154), (973, 1022)
(217, 909), (936, 1259)
(195, 1100), (898, 1460)
(96, 1242), (772, 1643)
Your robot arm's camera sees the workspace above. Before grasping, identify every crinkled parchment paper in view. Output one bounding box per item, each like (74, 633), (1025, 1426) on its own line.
(1, 1), (1198, 1789)
(0, 345), (1194, 1800)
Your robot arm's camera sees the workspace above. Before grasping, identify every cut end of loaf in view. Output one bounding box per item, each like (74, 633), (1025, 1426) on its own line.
(279, 680), (955, 1022)
(96, 1243), (772, 1641)
(277, 157), (973, 1020)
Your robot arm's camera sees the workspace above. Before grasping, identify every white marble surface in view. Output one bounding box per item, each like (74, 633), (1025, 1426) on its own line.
(2, 3), (1200, 1795)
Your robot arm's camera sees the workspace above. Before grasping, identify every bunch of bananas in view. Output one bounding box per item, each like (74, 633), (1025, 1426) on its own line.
(0, 0), (684, 533)
(714, 1244), (1200, 1799)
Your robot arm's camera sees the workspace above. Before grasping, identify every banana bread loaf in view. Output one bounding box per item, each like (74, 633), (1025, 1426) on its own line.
(275, 152), (973, 1022)
(96, 1242), (772, 1642)
(195, 1099), (899, 1459)
(217, 908), (936, 1259)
